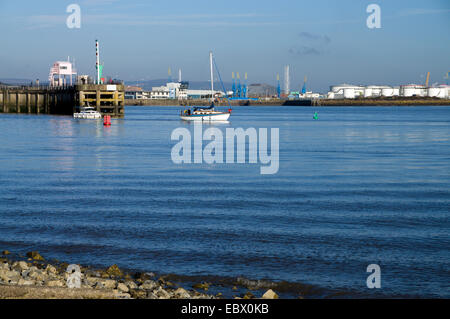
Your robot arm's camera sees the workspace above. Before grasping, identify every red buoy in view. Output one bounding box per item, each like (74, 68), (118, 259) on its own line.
(103, 115), (111, 126)
(228, 108), (232, 113)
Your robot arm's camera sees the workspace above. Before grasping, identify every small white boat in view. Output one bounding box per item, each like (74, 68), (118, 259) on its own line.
(181, 51), (232, 122)
(180, 105), (231, 121)
(73, 107), (102, 119)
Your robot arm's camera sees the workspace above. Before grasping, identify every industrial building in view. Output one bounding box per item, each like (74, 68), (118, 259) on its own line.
(124, 81), (225, 101)
(327, 84), (449, 99)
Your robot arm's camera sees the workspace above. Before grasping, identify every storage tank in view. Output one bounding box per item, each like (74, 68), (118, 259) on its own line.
(432, 86), (448, 98)
(381, 88), (394, 97)
(401, 85), (425, 97)
(427, 87), (440, 98)
(403, 87), (415, 97)
(367, 86), (382, 96)
(364, 88), (373, 98)
(393, 88), (400, 96)
(343, 88), (355, 99)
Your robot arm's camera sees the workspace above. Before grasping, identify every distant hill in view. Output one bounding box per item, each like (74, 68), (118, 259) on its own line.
(0, 78), (34, 85)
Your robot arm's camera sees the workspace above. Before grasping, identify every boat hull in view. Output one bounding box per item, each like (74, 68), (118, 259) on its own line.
(180, 112), (230, 121)
(73, 113), (102, 119)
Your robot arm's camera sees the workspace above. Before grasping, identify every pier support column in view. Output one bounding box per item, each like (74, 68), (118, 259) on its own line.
(114, 91), (119, 116)
(96, 90), (101, 112)
(16, 92), (20, 113)
(78, 91), (83, 113)
(26, 92), (31, 113)
(44, 92), (49, 114)
(36, 94), (40, 114)
(2, 90), (7, 113)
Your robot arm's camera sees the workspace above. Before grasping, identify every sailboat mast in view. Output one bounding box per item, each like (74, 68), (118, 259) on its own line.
(210, 51), (214, 101)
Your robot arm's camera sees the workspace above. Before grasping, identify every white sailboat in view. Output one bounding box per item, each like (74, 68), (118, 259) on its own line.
(180, 51), (231, 121)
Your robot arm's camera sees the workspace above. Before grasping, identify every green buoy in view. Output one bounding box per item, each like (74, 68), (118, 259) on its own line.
(313, 112), (319, 120)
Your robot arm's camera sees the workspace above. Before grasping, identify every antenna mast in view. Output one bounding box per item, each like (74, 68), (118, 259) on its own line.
(210, 51), (214, 101)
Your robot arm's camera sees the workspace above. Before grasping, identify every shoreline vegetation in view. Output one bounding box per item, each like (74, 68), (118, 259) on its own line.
(0, 250), (280, 299)
(124, 97), (450, 107)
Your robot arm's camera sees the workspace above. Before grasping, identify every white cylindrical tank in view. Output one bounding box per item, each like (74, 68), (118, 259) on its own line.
(327, 92), (335, 99)
(343, 88), (355, 99)
(403, 88), (415, 97)
(382, 88), (394, 97)
(370, 87), (382, 96)
(401, 85), (425, 97)
(393, 88), (400, 96)
(427, 87), (440, 97)
(430, 87), (448, 99)
(364, 88), (373, 97)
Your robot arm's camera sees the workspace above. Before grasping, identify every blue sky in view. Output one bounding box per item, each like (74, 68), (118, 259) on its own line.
(0, 0), (449, 92)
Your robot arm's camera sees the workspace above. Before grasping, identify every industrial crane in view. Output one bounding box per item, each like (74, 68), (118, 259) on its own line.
(425, 72), (430, 87)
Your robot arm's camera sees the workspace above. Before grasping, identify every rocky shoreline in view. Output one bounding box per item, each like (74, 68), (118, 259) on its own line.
(0, 250), (279, 299)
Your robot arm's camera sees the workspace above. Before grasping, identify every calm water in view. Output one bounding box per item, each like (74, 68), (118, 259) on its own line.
(0, 106), (449, 298)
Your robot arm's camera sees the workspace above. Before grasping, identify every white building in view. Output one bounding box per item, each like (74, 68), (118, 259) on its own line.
(49, 60), (77, 87)
(299, 91), (320, 99)
(151, 82), (188, 99)
(149, 90), (170, 99)
(150, 81), (225, 100)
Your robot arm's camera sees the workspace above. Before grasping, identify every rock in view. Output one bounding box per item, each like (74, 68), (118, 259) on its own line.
(106, 264), (123, 277)
(262, 289), (279, 299)
(126, 281), (138, 290)
(26, 251), (44, 261)
(18, 278), (35, 286)
(117, 282), (129, 293)
(45, 264), (57, 275)
(155, 287), (171, 299)
(46, 280), (65, 287)
(134, 272), (155, 283)
(0, 269), (20, 283)
(12, 261), (29, 272)
(129, 289), (147, 299)
(27, 268), (46, 281)
(140, 280), (157, 290)
(174, 287), (191, 299)
(93, 282), (105, 289)
(2, 250), (10, 255)
(193, 282), (210, 291)
(146, 291), (158, 299)
(95, 278), (117, 289)
(243, 291), (255, 299)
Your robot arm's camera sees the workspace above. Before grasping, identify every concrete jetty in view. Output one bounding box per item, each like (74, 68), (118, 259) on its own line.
(0, 84), (125, 117)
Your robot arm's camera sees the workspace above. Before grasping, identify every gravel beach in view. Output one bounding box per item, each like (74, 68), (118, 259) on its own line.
(0, 250), (279, 299)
